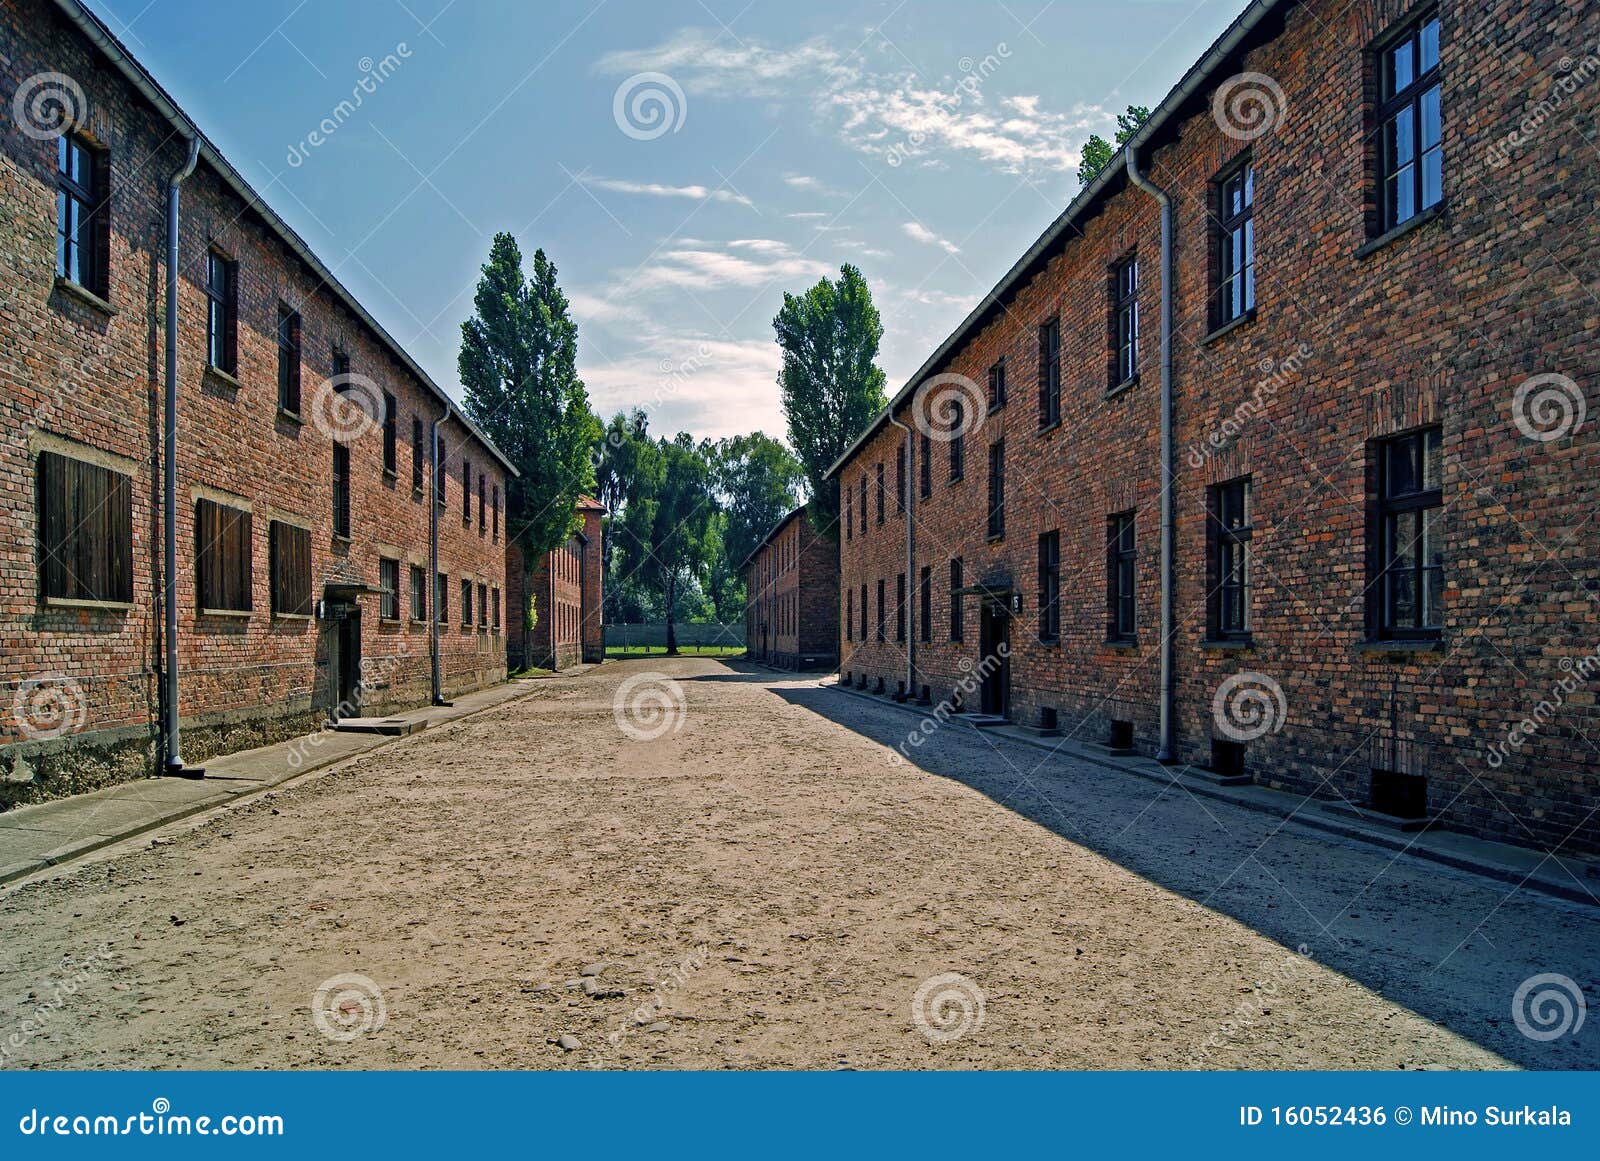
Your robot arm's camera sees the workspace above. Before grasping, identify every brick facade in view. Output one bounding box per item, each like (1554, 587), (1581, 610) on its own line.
(744, 504), (840, 670)
(0, 0), (512, 804)
(835, 0), (1599, 856)
(511, 497), (604, 671)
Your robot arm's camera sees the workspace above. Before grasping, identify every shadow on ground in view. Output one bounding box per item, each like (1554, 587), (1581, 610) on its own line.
(712, 663), (1600, 1071)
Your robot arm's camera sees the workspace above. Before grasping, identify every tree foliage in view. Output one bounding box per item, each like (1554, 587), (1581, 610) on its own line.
(459, 233), (601, 564)
(774, 264), (887, 537)
(1076, 105), (1152, 186)
(615, 433), (717, 654)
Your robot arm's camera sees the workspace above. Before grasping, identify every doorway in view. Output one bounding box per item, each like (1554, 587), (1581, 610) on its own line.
(978, 601), (1010, 718)
(324, 602), (362, 722)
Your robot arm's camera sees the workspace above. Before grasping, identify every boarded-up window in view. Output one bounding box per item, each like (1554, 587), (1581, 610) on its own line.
(268, 521), (312, 616)
(37, 450), (133, 604)
(195, 498), (252, 613)
(379, 558), (399, 620)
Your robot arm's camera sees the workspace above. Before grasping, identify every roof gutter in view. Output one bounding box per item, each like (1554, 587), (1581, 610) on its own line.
(48, 0), (519, 482)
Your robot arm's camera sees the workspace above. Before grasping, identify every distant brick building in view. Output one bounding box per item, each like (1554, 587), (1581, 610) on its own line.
(0, 0), (514, 804)
(509, 497), (604, 671)
(833, 0), (1599, 856)
(743, 504), (839, 670)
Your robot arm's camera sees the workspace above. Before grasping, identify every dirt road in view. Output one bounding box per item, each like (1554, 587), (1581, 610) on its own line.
(2, 658), (1595, 1069)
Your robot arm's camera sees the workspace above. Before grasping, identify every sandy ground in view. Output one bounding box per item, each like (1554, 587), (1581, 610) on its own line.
(1, 657), (1596, 1070)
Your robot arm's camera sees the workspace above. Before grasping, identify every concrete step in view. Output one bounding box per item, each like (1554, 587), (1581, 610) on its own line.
(331, 717), (427, 737)
(962, 714), (1011, 729)
(1319, 800), (1435, 832)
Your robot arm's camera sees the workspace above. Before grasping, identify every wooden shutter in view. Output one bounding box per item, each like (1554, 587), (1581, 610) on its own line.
(195, 499), (252, 612)
(269, 521), (312, 615)
(37, 451), (133, 604)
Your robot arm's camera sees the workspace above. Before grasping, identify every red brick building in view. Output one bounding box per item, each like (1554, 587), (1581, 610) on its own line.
(0, 0), (515, 804)
(743, 504), (839, 670)
(834, 0), (1598, 856)
(509, 497), (604, 671)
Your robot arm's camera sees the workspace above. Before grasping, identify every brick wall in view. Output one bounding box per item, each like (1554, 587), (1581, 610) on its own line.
(746, 504), (840, 670)
(0, 0), (510, 803)
(835, 0), (1599, 856)
(512, 500), (603, 670)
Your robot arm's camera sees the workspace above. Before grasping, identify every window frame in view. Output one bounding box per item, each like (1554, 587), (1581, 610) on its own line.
(205, 251), (238, 374)
(1371, 426), (1444, 640)
(1037, 530), (1061, 643)
(56, 134), (106, 296)
(381, 391), (398, 476)
(194, 498), (253, 616)
(988, 358), (1007, 413)
(1207, 478), (1253, 641)
(36, 450), (133, 606)
(1038, 317), (1061, 429)
(331, 440), (352, 539)
(949, 558), (964, 643)
(1374, 9), (1443, 234)
(1213, 157), (1256, 329)
(1107, 510), (1137, 643)
(378, 557), (401, 622)
(986, 440), (1005, 540)
(268, 520), (313, 618)
(1111, 255), (1139, 388)
(276, 305), (302, 415)
(409, 563), (427, 622)
(919, 565), (932, 643)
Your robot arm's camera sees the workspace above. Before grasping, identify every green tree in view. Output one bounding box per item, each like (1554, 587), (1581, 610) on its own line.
(1076, 104), (1152, 186)
(594, 408), (652, 621)
(707, 432), (806, 572)
(616, 434), (717, 655)
(774, 264), (886, 537)
(459, 233), (601, 567)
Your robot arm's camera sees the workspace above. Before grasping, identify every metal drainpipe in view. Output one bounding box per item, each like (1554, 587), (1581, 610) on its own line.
(429, 404), (452, 705)
(1124, 142), (1178, 764)
(162, 136), (201, 777)
(887, 413), (914, 698)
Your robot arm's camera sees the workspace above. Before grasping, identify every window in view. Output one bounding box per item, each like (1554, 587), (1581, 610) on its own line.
(272, 306), (304, 414)
(860, 582), (868, 644)
(332, 442), (351, 538)
(988, 358), (1007, 412)
(492, 587), (501, 631)
(858, 476), (867, 535)
(1215, 161), (1255, 326)
(435, 437), (448, 507)
(477, 582), (488, 628)
(268, 521), (312, 617)
(461, 578), (473, 627)
(410, 564), (427, 622)
(492, 486), (500, 540)
(949, 404), (965, 482)
(1112, 256), (1139, 386)
(949, 559), (964, 642)
(1107, 511), (1136, 641)
(436, 572), (448, 624)
(896, 573), (906, 642)
(205, 251), (237, 373)
(1038, 318), (1061, 428)
(845, 484), (853, 541)
(919, 434), (932, 498)
(876, 578), (886, 643)
(412, 418), (425, 493)
(875, 463), (885, 524)
(846, 587), (853, 641)
(987, 441), (1005, 540)
(36, 451), (132, 604)
(1038, 530), (1060, 642)
(895, 446), (906, 514)
(1373, 427), (1443, 638)
(379, 558), (400, 621)
(463, 460), (473, 524)
(382, 391), (398, 475)
(478, 475), (487, 534)
(195, 499), (252, 614)
(55, 134), (104, 295)
(919, 566), (932, 643)
(1377, 10), (1442, 232)
(1208, 478), (1252, 640)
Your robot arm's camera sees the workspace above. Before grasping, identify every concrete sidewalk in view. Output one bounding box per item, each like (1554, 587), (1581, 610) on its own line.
(828, 679), (1600, 908)
(0, 670), (588, 887)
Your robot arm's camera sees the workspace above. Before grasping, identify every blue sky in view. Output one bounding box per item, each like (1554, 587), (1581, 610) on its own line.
(89, 0), (1243, 441)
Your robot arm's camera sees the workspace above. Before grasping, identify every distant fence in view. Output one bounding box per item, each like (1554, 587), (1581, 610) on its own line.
(603, 622), (746, 650)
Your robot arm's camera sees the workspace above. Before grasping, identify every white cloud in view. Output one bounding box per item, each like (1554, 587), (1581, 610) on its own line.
(580, 174), (754, 208)
(901, 221), (960, 254)
(581, 333), (785, 440)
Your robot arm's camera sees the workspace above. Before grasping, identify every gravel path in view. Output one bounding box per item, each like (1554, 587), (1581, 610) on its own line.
(1, 658), (1595, 1070)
